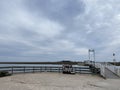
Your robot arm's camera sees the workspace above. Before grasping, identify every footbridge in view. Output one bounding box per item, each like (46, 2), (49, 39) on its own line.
(85, 61), (120, 79)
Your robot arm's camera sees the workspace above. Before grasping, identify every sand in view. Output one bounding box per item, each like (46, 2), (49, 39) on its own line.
(0, 72), (120, 90)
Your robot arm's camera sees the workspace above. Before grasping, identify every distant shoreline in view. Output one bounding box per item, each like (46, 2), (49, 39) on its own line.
(0, 61), (82, 65)
(0, 61), (119, 66)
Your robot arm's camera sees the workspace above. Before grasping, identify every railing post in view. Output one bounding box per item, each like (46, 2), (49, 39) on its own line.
(41, 67), (43, 72)
(11, 66), (13, 74)
(80, 67), (81, 74)
(59, 67), (60, 73)
(24, 67), (25, 73)
(118, 68), (120, 76)
(33, 66), (34, 73)
(40, 67), (41, 72)
(50, 67), (51, 72)
(75, 67), (76, 73)
(45, 66), (46, 72)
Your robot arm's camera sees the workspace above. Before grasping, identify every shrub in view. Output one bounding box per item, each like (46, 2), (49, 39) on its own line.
(0, 71), (11, 77)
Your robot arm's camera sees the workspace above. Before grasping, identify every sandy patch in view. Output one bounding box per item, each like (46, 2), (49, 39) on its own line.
(0, 72), (119, 90)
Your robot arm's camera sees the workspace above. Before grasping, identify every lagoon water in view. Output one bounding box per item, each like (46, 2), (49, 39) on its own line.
(0, 64), (89, 68)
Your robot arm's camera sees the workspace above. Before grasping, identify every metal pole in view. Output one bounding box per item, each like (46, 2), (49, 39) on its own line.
(113, 53), (116, 65)
(88, 49), (90, 61)
(93, 50), (95, 67)
(11, 66), (13, 74)
(24, 66), (25, 73)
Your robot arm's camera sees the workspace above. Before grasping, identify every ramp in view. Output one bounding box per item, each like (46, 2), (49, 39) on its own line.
(105, 67), (120, 79)
(85, 61), (120, 79)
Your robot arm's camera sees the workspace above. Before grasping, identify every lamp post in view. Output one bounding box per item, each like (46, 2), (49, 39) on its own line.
(113, 53), (116, 65)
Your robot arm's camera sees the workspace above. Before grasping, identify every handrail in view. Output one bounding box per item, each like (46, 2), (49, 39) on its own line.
(0, 66), (91, 74)
(96, 62), (120, 77)
(85, 61), (120, 78)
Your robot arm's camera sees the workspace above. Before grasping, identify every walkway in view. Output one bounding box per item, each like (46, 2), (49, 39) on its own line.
(86, 61), (120, 79)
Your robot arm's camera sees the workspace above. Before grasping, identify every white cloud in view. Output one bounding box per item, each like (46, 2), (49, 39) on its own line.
(74, 48), (88, 55)
(1, 0), (120, 61)
(73, 0), (120, 61)
(0, 0), (65, 47)
(0, 6), (64, 39)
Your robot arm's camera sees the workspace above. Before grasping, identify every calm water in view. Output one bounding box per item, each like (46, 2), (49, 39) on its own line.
(0, 64), (89, 68)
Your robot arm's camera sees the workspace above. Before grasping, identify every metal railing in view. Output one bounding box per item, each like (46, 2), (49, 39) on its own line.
(0, 66), (92, 74)
(86, 61), (120, 78)
(95, 62), (120, 77)
(104, 63), (120, 76)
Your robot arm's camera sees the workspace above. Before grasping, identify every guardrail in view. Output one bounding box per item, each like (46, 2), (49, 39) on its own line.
(104, 63), (120, 77)
(85, 61), (120, 78)
(0, 66), (92, 74)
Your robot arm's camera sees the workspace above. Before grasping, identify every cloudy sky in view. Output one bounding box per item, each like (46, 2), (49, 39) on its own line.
(0, 0), (120, 62)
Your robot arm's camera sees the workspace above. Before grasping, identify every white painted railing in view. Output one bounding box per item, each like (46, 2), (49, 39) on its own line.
(104, 63), (120, 77)
(85, 61), (106, 77)
(85, 61), (120, 78)
(95, 62), (120, 77)
(95, 63), (105, 77)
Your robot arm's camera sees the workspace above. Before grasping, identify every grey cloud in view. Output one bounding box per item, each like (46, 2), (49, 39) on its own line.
(0, 0), (120, 62)
(25, 0), (85, 24)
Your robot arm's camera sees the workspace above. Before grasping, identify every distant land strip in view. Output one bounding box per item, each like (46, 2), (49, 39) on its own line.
(0, 61), (119, 66)
(0, 61), (83, 65)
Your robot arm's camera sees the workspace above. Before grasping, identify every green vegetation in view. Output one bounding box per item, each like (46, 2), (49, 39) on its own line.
(0, 71), (11, 77)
